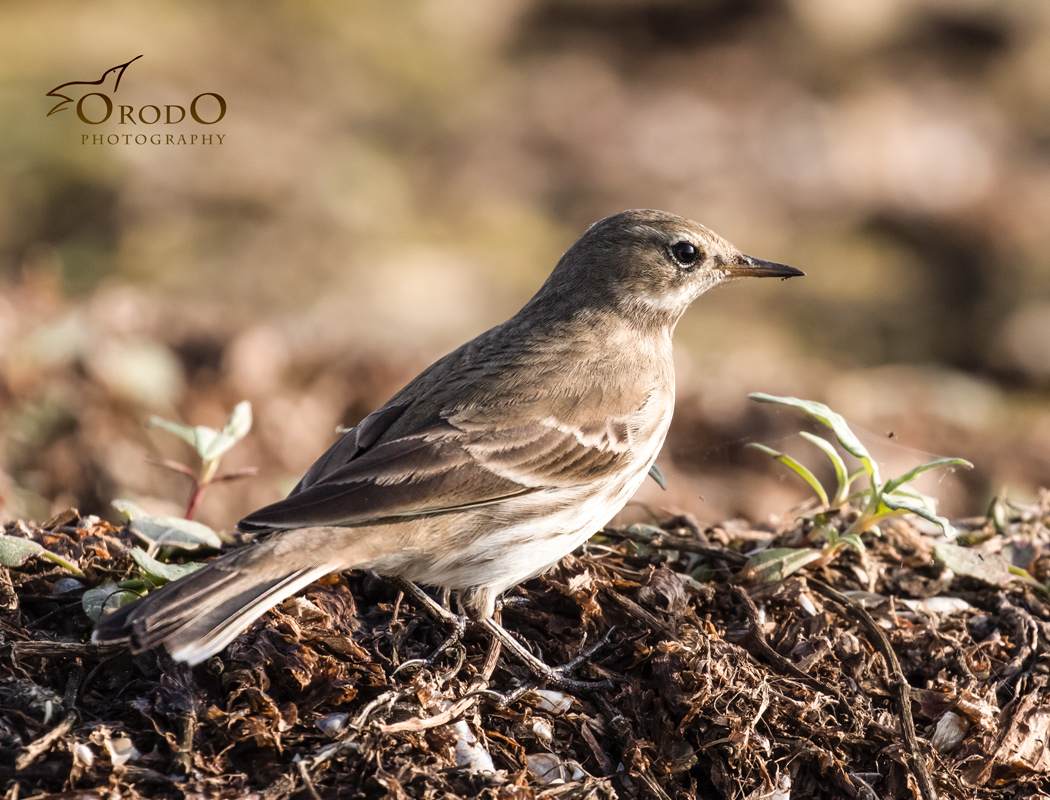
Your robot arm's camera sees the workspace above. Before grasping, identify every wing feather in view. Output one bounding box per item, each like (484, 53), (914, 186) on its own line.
(238, 402), (639, 534)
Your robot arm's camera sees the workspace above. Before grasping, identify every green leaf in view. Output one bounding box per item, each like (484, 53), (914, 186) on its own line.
(147, 414), (242, 462)
(934, 543), (1015, 586)
(112, 499), (150, 520)
(799, 432), (852, 505)
(746, 442), (829, 506)
(626, 524), (666, 538)
(193, 426), (238, 462)
(883, 458), (974, 495)
(131, 516), (223, 550)
(881, 492), (956, 537)
(0, 535), (84, 576)
(839, 533), (866, 554)
(887, 485), (939, 510)
(83, 581), (141, 622)
(749, 394), (880, 485)
(222, 401), (253, 442)
(147, 415), (199, 448)
(877, 484), (939, 516)
(113, 500), (223, 549)
(647, 463), (667, 490)
(743, 547), (823, 582)
(130, 548), (204, 584)
(0, 535), (45, 566)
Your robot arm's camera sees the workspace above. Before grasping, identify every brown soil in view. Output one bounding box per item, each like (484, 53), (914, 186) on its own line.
(2, 503), (1049, 799)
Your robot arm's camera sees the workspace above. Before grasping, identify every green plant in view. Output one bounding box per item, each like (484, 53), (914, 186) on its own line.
(112, 498), (224, 553)
(82, 544), (205, 621)
(745, 393), (972, 579)
(83, 501), (219, 621)
(84, 402), (256, 620)
(148, 400), (256, 519)
(0, 532), (84, 576)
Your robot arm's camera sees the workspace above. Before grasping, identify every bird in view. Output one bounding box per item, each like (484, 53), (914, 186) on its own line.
(45, 55), (143, 117)
(94, 209), (803, 682)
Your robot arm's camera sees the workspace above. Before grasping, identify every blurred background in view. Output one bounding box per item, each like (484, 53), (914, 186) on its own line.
(2, 0), (1049, 531)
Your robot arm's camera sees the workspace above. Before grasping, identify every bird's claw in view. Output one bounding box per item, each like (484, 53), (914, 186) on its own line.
(422, 614), (467, 667)
(494, 594), (530, 611)
(391, 658), (427, 677)
(482, 618), (620, 693)
(463, 685), (532, 710)
(535, 665), (619, 693)
(561, 625), (618, 672)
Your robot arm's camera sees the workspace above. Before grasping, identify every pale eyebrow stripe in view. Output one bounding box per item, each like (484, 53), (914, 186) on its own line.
(623, 225), (665, 239)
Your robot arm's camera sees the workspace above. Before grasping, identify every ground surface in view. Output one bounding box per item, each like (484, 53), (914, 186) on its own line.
(2, 500), (1049, 800)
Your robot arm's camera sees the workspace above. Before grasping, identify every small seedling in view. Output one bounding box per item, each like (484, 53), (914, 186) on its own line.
(147, 400), (256, 519)
(86, 403), (254, 620)
(82, 545), (204, 621)
(746, 393), (972, 579)
(83, 501), (213, 621)
(112, 499), (223, 554)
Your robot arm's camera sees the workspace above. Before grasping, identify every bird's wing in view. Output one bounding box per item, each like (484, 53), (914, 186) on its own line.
(237, 395), (640, 534)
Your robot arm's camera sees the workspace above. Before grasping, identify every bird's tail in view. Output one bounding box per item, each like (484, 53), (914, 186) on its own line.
(92, 539), (340, 665)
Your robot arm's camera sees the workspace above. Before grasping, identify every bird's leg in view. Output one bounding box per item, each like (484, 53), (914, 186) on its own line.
(493, 594), (530, 611)
(389, 578), (466, 669)
(480, 617), (617, 692)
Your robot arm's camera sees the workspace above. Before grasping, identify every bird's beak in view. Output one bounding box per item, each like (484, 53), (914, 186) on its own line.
(723, 254), (805, 280)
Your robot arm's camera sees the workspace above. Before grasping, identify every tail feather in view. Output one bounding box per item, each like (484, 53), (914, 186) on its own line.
(167, 567), (331, 664)
(93, 545), (336, 665)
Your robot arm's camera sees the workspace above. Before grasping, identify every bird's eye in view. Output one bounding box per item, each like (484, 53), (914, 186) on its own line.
(671, 241), (701, 267)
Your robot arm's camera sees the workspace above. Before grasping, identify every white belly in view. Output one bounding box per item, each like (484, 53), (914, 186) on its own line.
(370, 394), (674, 595)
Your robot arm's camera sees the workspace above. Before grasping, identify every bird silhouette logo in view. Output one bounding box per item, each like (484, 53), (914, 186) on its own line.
(45, 55), (143, 117)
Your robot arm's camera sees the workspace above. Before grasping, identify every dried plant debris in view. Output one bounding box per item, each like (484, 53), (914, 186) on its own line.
(2, 505), (1049, 800)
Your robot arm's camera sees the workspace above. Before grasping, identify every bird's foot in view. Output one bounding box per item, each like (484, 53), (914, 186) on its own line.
(481, 618), (619, 693)
(390, 578), (467, 673)
(421, 614), (467, 667)
(559, 624), (619, 673)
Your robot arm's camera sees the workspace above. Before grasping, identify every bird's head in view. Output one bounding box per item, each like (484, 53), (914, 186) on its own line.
(543, 209), (803, 330)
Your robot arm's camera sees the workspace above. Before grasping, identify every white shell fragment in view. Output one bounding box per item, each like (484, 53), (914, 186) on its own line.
(71, 741), (95, 768)
(452, 720), (495, 774)
(532, 718), (554, 745)
(315, 712), (350, 737)
(527, 752), (585, 785)
(798, 592), (818, 617)
(899, 596), (975, 615)
(530, 689), (573, 715)
(104, 734), (141, 766)
(931, 711), (971, 753)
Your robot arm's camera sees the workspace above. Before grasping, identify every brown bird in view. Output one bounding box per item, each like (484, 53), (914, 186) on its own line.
(94, 210), (802, 682)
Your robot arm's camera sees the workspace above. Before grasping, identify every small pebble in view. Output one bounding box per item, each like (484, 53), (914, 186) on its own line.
(52, 578), (85, 594)
(316, 713), (350, 737)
